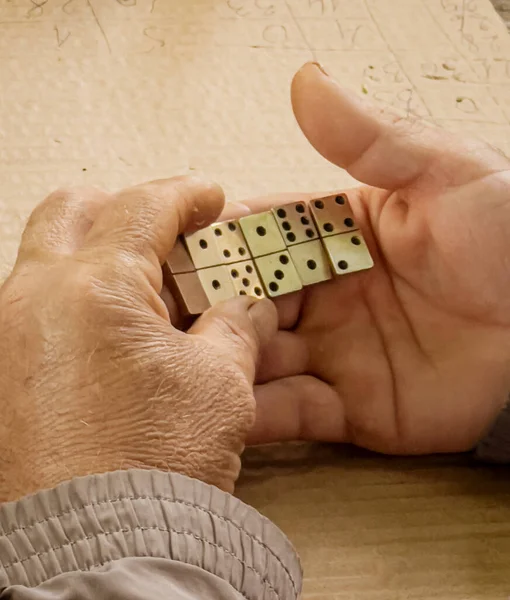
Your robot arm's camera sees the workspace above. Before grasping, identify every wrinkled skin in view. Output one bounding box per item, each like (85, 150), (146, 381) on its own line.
(244, 63), (510, 455)
(0, 177), (277, 502)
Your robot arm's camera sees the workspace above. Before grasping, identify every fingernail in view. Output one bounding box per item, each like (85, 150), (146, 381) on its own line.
(230, 202), (251, 215)
(219, 202), (252, 221)
(311, 61), (329, 76)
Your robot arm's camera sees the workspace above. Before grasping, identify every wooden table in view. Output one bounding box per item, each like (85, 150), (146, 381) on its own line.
(237, 444), (510, 599)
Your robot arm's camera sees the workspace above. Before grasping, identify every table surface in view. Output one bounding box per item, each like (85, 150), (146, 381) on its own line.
(237, 444), (510, 599)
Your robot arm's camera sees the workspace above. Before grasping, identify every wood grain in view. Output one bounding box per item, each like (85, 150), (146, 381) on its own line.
(238, 444), (510, 599)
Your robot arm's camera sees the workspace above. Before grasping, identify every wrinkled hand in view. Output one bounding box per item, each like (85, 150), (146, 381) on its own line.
(0, 177), (276, 501)
(245, 63), (510, 455)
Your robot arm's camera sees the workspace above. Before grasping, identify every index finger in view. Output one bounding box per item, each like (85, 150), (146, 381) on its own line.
(84, 176), (225, 268)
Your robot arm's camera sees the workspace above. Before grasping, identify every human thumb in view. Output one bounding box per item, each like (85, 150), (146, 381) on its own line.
(188, 297), (278, 384)
(291, 62), (506, 189)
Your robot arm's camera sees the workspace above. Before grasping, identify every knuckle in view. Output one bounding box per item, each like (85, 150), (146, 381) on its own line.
(116, 182), (187, 230)
(111, 190), (164, 238)
(43, 185), (98, 207)
(118, 175), (215, 212)
(117, 184), (166, 209)
(45, 186), (78, 203)
(26, 188), (71, 225)
(28, 186), (104, 226)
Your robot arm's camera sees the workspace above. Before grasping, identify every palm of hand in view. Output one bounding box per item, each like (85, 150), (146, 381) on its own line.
(289, 174), (510, 453)
(249, 63), (510, 453)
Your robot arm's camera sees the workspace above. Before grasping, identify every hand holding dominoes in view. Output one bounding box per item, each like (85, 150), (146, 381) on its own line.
(0, 177), (280, 499)
(164, 193), (373, 315)
(241, 62), (510, 458)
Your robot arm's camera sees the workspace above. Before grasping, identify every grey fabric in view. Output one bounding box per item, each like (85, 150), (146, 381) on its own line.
(3, 559), (245, 600)
(0, 470), (302, 600)
(476, 400), (510, 463)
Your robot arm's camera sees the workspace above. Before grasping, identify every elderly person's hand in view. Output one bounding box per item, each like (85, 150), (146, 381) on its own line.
(244, 63), (510, 456)
(0, 177), (276, 502)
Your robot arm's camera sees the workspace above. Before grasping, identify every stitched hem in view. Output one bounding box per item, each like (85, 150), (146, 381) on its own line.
(3, 527), (280, 598)
(0, 494), (295, 588)
(0, 470), (302, 600)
